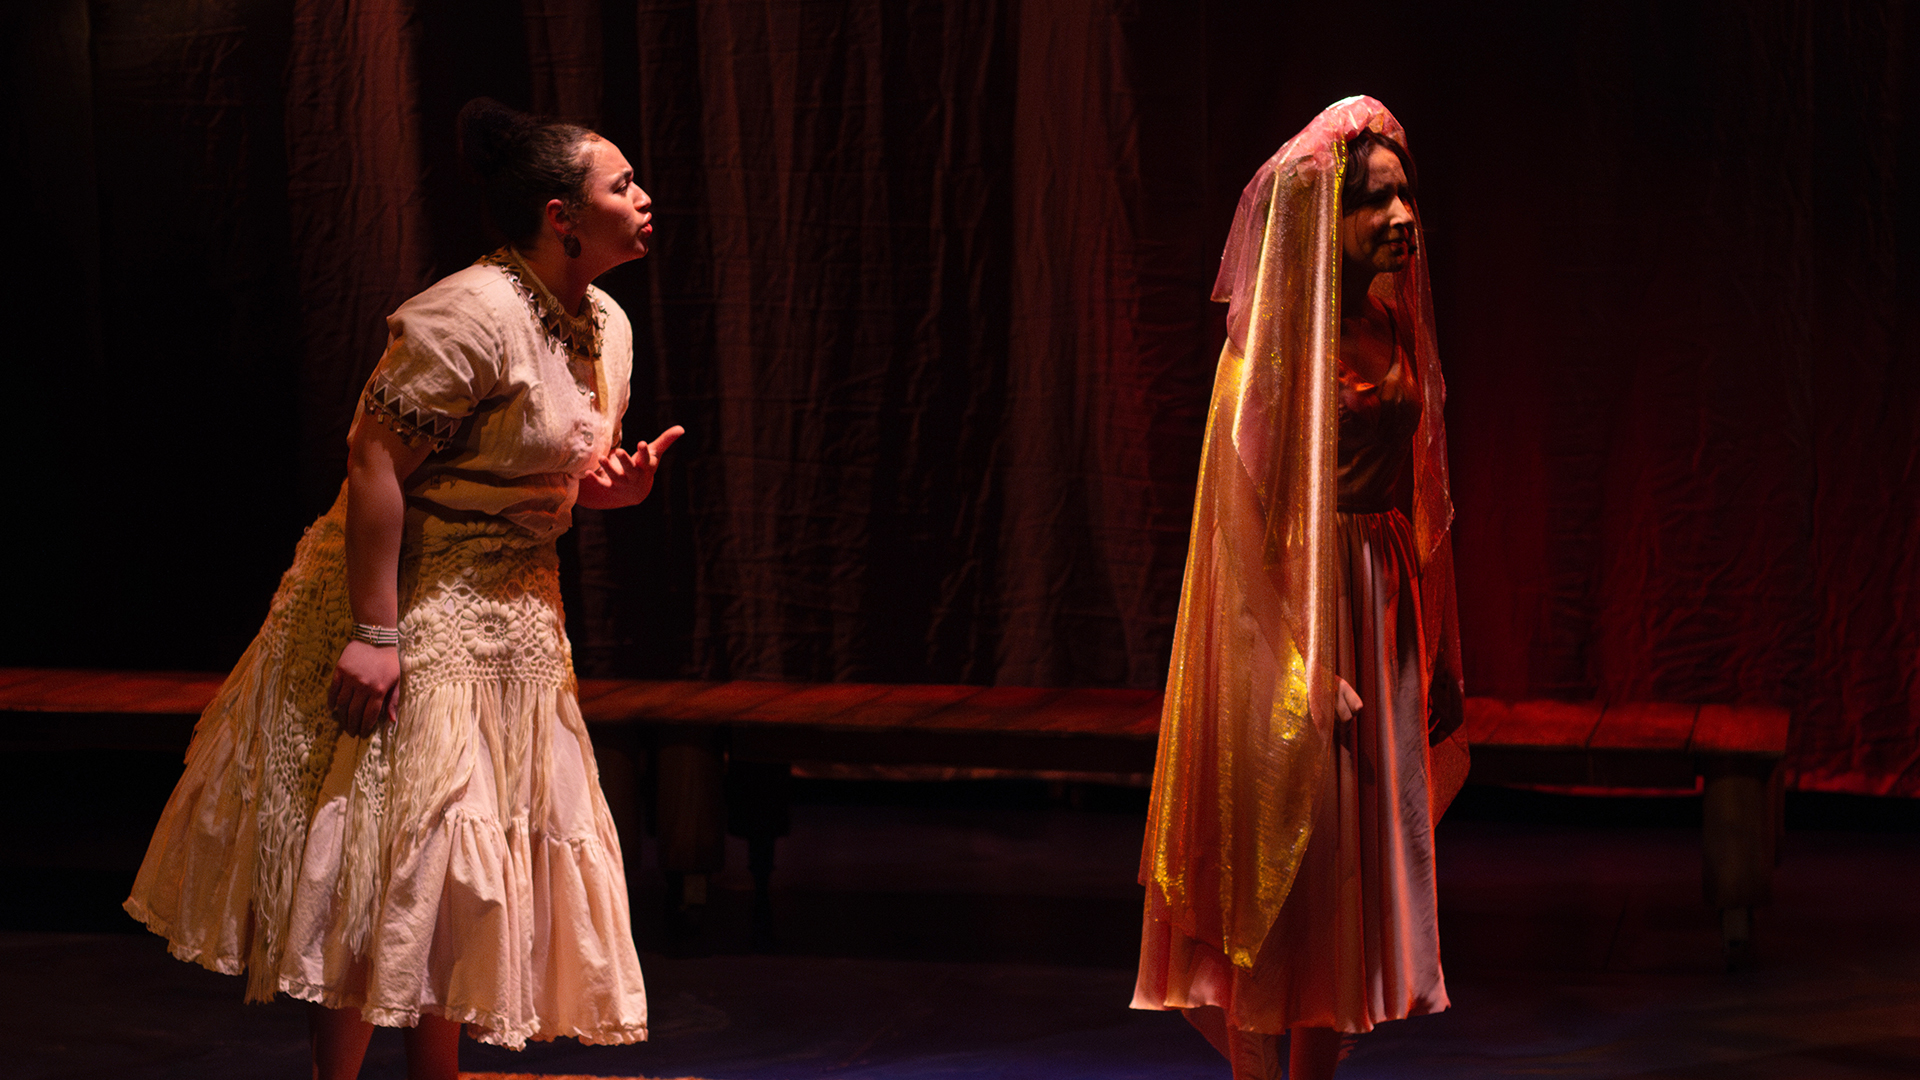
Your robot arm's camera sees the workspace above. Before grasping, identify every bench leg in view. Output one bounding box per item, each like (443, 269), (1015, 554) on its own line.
(656, 727), (727, 941)
(1702, 756), (1780, 966)
(1767, 760), (1786, 867)
(727, 759), (791, 953)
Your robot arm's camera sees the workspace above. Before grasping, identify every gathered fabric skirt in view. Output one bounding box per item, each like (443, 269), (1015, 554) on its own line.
(1134, 507), (1446, 1040)
(125, 487), (648, 1049)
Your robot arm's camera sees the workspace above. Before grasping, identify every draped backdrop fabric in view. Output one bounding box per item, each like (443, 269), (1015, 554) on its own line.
(4, 0), (1916, 794)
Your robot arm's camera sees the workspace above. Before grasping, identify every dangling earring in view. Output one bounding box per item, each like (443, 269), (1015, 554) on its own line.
(561, 233), (582, 259)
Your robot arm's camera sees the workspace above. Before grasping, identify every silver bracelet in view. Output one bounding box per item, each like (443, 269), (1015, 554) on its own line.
(350, 623), (400, 647)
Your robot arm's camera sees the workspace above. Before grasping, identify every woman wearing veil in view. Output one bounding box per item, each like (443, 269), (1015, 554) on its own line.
(1133, 97), (1469, 1079)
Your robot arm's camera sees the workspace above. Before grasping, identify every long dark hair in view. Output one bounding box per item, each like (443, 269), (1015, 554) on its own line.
(456, 97), (595, 248)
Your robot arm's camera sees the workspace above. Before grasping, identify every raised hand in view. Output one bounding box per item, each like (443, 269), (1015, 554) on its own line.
(580, 425), (684, 509)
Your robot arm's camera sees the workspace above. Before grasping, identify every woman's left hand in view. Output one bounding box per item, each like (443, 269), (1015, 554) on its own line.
(1335, 677), (1364, 724)
(579, 425), (685, 509)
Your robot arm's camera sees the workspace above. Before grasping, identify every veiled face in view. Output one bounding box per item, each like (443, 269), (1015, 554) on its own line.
(1340, 145), (1415, 276)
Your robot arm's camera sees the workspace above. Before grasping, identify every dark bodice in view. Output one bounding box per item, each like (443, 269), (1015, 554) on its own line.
(1336, 321), (1422, 514)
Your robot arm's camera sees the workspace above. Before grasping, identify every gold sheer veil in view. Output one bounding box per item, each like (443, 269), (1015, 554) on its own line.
(1141, 96), (1461, 969)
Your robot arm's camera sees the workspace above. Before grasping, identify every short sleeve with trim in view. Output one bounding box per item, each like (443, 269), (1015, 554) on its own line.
(360, 275), (506, 451)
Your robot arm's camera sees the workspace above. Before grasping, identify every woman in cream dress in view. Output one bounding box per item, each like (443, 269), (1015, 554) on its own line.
(126, 98), (679, 1080)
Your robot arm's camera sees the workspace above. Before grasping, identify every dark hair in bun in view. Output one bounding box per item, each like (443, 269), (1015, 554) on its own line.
(456, 97), (595, 247)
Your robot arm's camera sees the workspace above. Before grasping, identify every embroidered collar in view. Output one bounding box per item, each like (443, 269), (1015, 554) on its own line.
(480, 246), (605, 361)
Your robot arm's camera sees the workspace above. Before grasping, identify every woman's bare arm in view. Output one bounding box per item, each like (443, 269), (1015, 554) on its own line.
(328, 418), (431, 736)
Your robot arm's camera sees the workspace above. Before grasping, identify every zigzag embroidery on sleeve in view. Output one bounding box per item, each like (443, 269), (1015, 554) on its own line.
(362, 378), (461, 452)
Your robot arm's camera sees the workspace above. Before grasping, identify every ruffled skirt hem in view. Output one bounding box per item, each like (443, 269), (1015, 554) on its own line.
(274, 977), (648, 1050)
(121, 895), (245, 977)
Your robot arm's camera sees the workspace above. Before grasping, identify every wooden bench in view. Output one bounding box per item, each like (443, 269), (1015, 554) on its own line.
(2, 669), (1788, 957)
(0, 669), (1161, 772)
(576, 679), (1163, 941)
(1461, 698), (1790, 959)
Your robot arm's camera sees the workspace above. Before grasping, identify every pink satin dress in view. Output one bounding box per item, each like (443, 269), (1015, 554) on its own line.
(1135, 319), (1447, 1037)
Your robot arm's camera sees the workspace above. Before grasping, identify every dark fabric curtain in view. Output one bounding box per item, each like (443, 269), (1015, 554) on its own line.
(3, 0), (1915, 794)
(612, 1), (1203, 687)
(1432, 1), (1920, 794)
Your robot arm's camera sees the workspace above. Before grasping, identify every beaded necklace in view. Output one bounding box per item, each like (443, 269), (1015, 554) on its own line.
(480, 246), (606, 362)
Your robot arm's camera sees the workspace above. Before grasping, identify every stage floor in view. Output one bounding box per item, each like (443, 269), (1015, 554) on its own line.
(8, 785), (1920, 1079)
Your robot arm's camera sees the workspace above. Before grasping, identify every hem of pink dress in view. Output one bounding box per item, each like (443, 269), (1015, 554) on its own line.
(1133, 890), (1446, 1035)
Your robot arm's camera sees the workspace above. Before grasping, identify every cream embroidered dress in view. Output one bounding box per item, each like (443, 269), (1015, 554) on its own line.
(125, 248), (648, 1050)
